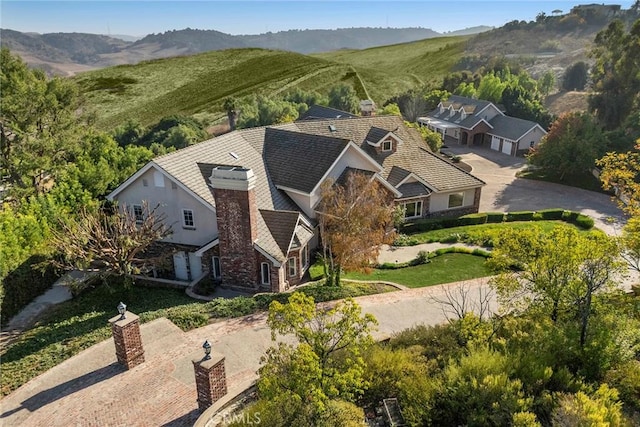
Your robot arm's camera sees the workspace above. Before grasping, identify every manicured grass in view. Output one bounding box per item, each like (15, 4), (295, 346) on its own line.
(398, 220), (599, 247)
(343, 253), (491, 288)
(0, 280), (393, 397)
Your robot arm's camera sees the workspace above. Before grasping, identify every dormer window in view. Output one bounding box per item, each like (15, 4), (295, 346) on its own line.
(382, 140), (392, 151)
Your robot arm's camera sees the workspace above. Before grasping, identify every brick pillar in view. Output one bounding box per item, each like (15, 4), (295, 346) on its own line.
(192, 354), (228, 411)
(109, 312), (145, 369)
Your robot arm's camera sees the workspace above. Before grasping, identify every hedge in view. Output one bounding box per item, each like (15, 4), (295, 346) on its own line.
(401, 209), (594, 235)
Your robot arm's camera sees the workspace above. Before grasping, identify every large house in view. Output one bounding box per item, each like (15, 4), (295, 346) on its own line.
(417, 95), (547, 156)
(108, 115), (485, 293)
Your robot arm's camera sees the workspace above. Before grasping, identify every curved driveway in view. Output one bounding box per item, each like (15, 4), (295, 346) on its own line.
(445, 145), (627, 235)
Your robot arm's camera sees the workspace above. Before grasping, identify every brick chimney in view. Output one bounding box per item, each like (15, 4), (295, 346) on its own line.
(210, 166), (258, 288)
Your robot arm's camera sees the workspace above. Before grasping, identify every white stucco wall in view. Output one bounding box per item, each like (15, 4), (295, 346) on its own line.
(113, 166), (218, 247)
(430, 188), (476, 212)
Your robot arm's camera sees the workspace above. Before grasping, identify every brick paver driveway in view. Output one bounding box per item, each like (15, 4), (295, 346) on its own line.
(445, 144), (627, 235)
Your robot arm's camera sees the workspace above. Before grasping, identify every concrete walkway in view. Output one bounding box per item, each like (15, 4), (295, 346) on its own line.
(0, 278), (494, 427)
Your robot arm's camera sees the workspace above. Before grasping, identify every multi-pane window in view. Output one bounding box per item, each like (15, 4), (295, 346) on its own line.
(403, 201), (422, 218)
(288, 257), (297, 277)
(182, 209), (195, 228)
(133, 205), (144, 224)
(448, 193), (464, 208)
(382, 140), (392, 151)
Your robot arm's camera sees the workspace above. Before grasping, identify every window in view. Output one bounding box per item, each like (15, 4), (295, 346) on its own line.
(261, 263), (270, 285)
(301, 245), (309, 269)
(212, 256), (221, 279)
(288, 257), (297, 277)
(382, 139), (392, 151)
(182, 209), (195, 228)
(133, 204), (144, 224)
(448, 192), (464, 208)
(142, 178), (148, 187)
(403, 201), (422, 218)
(171, 182), (177, 190)
(153, 171), (164, 187)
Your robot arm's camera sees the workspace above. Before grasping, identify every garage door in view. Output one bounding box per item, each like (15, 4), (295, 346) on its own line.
(173, 251), (189, 281)
(491, 137), (500, 151)
(502, 141), (513, 155)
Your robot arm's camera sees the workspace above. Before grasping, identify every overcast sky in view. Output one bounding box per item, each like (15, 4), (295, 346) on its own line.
(1, 1), (633, 37)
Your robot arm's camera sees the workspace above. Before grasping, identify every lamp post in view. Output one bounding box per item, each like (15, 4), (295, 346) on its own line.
(202, 340), (211, 360)
(117, 301), (126, 320)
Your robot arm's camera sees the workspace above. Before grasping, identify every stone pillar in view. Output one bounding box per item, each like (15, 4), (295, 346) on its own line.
(193, 354), (228, 411)
(109, 311), (145, 369)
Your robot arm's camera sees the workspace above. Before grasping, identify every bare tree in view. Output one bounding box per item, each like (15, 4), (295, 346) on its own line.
(50, 202), (172, 288)
(428, 280), (495, 322)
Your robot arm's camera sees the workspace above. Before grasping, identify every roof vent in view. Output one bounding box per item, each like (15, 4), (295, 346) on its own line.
(229, 152), (239, 159)
(328, 125), (337, 132)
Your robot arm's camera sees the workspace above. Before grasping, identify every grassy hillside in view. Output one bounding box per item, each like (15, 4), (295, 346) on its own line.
(75, 48), (351, 130)
(313, 36), (469, 101)
(75, 36), (468, 131)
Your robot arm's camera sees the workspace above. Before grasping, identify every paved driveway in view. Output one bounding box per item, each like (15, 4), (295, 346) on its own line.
(445, 144), (627, 235)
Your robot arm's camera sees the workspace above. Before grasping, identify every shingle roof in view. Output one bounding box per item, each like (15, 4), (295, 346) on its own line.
(386, 166), (411, 186)
(397, 181), (431, 198)
(298, 104), (357, 121)
(260, 210), (300, 255)
(263, 127), (351, 193)
(365, 127), (391, 144)
(292, 115), (485, 192)
(488, 115), (542, 141)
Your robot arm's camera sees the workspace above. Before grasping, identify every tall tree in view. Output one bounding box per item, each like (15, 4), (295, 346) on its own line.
(316, 171), (397, 286)
(589, 19), (640, 130)
(328, 84), (360, 114)
(597, 140), (640, 217)
(258, 292), (376, 423)
(528, 112), (606, 180)
(0, 48), (82, 197)
(223, 97), (238, 131)
(562, 62), (588, 91)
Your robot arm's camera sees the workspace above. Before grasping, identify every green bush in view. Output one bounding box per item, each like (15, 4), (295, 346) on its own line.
(536, 208), (565, 220)
(506, 211), (535, 222)
(208, 296), (257, 318)
(574, 214), (595, 230)
(561, 210), (579, 222)
(168, 311), (209, 330)
(486, 212), (505, 223)
(459, 213), (488, 225)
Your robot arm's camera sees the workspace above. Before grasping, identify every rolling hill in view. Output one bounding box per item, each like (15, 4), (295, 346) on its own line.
(74, 36), (469, 131)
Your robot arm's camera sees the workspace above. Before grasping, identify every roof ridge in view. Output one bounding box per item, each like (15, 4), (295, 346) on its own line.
(418, 146), (487, 185)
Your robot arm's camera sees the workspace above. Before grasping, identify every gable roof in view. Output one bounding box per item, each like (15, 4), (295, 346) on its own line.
(298, 104), (357, 121)
(487, 115), (546, 141)
(260, 210), (302, 256)
(264, 127), (351, 194)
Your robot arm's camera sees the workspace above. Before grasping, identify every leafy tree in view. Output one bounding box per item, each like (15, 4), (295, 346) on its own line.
(538, 71), (556, 96)
(328, 84), (359, 114)
(562, 61), (589, 91)
(405, 121), (443, 152)
(316, 171), (397, 286)
(619, 216), (640, 273)
(552, 384), (624, 427)
(597, 140), (640, 217)
(1, 48), (83, 198)
(379, 102), (401, 116)
(454, 81), (477, 98)
(49, 202), (172, 289)
(528, 112), (605, 180)
(589, 19), (640, 130)
(502, 84), (553, 128)
(236, 95), (300, 128)
(258, 292), (376, 421)
(477, 72), (507, 104)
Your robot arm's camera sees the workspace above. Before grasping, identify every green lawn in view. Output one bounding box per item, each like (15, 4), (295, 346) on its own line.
(400, 220), (599, 247)
(517, 169), (612, 195)
(343, 253), (492, 288)
(0, 280), (393, 397)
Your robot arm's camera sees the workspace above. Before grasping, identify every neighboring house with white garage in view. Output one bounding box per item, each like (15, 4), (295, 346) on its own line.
(417, 95), (547, 156)
(107, 115), (485, 292)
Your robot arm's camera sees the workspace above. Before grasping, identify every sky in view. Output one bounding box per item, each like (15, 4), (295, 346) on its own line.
(1, 0), (634, 37)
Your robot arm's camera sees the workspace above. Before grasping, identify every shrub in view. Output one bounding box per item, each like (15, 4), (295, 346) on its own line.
(574, 214), (594, 230)
(459, 213), (488, 225)
(536, 208), (565, 220)
(412, 250), (430, 266)
(439, 234), (461, 244)
(168, 311), (209, 330)
(561, 210), (579, 222)
(506, 211), (535, 222)
(486, 212), (505, 223)
(208, 296), (257, 318)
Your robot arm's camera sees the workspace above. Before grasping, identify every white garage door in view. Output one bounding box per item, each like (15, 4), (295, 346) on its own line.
(491, 137), (500, 151)
(173, 251), (189, 281)
(502, 141), (513, 155)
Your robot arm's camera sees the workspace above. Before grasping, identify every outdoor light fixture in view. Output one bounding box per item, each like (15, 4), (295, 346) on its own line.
(202, 340), (212, 360)
(117, 301), (127, 320)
